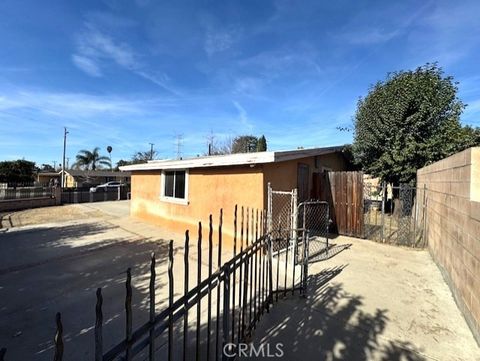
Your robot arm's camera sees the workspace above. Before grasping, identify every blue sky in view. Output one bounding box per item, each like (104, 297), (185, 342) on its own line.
(1, 0), (480, 166)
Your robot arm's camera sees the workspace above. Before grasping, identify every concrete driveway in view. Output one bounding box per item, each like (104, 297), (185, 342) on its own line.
(252, 236), (480, 360)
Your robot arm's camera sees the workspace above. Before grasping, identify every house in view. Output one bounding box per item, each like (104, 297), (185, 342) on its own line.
(36, 170), (131, 188)
(120, 146), (354, 241)
(36, 171), (61, 185)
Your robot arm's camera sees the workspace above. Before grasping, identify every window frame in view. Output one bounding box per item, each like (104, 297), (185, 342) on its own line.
(160, 169), (189, 205)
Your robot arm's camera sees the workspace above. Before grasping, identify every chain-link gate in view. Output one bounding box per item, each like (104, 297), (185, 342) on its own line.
(297, 201), (330, 263)
(363, 182), (426, 247)
(267, 182), (297, 254)
(267, 183), (331, 265)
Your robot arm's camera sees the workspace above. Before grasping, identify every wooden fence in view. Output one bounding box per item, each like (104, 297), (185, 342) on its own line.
(315, 171), (364, 238)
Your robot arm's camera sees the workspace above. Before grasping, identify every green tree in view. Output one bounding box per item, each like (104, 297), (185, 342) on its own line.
(115, 150), (159, 170)
(132, 150), (158, 162)
(232, 135), (258, 153)
(40, 164), (55, 172)
(0, 160), (36, 184)
(352, 63), (479, 185)
(73, 147), (111, 170)
(256, 135), (267, 151)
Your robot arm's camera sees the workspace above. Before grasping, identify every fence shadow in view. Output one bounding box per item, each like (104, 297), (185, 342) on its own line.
(307, 240), (352, 263)
(253, 266), (426, 361)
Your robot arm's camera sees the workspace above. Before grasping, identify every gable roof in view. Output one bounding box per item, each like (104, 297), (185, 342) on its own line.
(119, 145), (347, 171)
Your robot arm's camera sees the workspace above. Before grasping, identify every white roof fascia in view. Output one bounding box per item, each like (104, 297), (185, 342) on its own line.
(119, 146), (345, 172)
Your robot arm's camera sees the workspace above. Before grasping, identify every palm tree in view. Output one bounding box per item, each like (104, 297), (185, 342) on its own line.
(74, 147), (111, 170)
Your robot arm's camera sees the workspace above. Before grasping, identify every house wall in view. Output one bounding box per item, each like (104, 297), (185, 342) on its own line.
(130, 166), (265, 244)
(417, 147), (480, 343)
(37, 174), (59, 185)
(66, 174), (76, 187)
(262, 153), (350, 201)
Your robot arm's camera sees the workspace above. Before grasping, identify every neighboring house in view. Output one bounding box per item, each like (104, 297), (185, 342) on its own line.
(36, 170), (131, 188)
(36, 172), (61, 185)
(120, 146), (354, 241)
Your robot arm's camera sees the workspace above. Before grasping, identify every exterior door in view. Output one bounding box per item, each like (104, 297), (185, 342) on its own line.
(297, 163), (310, 202)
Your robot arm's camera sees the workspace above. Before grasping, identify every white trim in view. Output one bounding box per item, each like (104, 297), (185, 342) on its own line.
(119, 145), (346, 172)
(160, 169), (189, 205)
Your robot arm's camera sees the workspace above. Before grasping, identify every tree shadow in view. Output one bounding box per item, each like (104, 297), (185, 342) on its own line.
(0, 222), (128, 274)
(252, 266), (426, 360)
(0, 220), (176, 361)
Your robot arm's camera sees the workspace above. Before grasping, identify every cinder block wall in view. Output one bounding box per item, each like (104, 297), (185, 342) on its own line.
(417, 147), (480, 343)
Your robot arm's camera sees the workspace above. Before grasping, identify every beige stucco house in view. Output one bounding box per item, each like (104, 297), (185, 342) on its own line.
(121, 146), (354, 243)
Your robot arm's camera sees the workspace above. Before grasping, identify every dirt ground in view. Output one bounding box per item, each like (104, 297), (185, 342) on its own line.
(0, 204), (104, 228)
(0, 202), (228, 361)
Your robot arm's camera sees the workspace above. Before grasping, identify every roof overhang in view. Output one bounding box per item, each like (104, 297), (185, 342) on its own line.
(120, 145), (347, 172)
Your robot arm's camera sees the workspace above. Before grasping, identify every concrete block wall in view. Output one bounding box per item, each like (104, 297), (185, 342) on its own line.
(417, 147), (480, 343)
(0, 197), (56, 212)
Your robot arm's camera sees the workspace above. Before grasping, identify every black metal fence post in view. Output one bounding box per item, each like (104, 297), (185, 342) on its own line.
(149, 252), (156, 361)
(168, 240), (174, 361)
(207, 215), (213, 361)
(196, 222), (202, 361)
(95, 288), (103, 361)
(222, 262), (231, 361)
(231, 206), (237, 345)
(53, 312), (63, 361)
(183, 231), (190, 361)
(215, 209), (223, 361)
(125, 268), (133, 360)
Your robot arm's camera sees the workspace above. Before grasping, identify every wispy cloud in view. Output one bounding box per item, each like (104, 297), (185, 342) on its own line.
(204, 27), (240, 56)
(72, 54), (102, 77)
(410, 1), (480, 66)
(0, 90), (176, 118)
(72, 22), (179, 94)
(232, 100), (253, 131)
(344, 28), (399, 45)
(200, 14), (242, 57)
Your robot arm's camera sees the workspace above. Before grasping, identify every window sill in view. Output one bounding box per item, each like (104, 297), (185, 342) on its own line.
(160, 196), (189, 206)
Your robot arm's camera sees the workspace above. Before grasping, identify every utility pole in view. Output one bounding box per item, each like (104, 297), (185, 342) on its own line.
(149, 143), (155, 160)
(53, 161), (57, 170)
(62, 127), (68, 188)
(66, 157), (70, 169)
(175, 134), (183, 159)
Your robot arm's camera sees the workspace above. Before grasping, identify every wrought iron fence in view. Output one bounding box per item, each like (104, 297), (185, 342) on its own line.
(61, 187), (129, 204)
(0, 206), (308, 361)
(0, 185), (53, 201)
(363, 183), (426, 247)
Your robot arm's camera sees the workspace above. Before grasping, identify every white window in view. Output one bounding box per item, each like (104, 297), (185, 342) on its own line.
(161, 170), (189, 204)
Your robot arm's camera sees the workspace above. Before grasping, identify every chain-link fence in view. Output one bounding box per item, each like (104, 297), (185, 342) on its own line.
(267, 183), (332, 264)
(363, 183), (426, 247)
(297, 201), (330, 263)
(267, 185), (297, 254)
